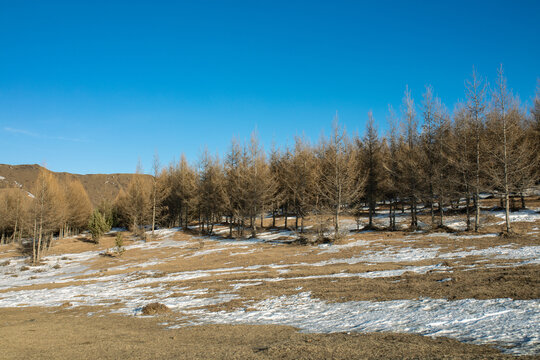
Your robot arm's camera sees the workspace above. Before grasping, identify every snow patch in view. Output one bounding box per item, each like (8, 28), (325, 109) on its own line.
(184, 292), (540, 355)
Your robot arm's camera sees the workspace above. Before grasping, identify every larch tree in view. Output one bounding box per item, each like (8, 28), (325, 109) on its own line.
(485, 66), (535, 232)
(381, 106), (401, 231)
(317, 115), (360, 236)
(150, 152), (170, 236)
(115, 167), (151, 233)
(151, 151), (160, 236)
(398, 86), (423, 230)
(450, 104), (476, 231)
(224, 139), (248, 237)
(198, 149), (227, 235)
(31, 169), (64, 263)
(64, 179), (92, 235)
(268, 144), (287, 228)
(245, 133), (275, 235)
(165, 154), (197, 228)
(421, 85), (440, 226)
(285, 137), (317, 232)
(465, 67), (488, 231)
(359, 111), (383, 229)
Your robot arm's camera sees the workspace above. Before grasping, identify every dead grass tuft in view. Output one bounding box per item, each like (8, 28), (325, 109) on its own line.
(141, 302), (171, 316)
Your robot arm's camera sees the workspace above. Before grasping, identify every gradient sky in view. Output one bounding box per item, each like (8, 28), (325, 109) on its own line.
(1, 0), (538, 174)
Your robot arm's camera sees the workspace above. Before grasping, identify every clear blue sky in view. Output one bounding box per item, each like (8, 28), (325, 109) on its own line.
(1, 0), (538, 174)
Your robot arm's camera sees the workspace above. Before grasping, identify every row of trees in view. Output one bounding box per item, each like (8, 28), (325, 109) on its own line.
(1, 66), (538, 253)
(113, 67), (539, 237)
(0, 170), (93, 263)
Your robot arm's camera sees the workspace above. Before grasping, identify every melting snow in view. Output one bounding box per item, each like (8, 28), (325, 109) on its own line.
(184, 292), (540, 355)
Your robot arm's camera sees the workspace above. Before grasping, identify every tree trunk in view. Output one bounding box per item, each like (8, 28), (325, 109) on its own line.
(466, 194), (471, 231)
(152, 186), (156, 237)
(430, 189), (435, 227)
(438, 200), (444, 227)
(32, 218), (37, 264)
(474, 138), (481, 232)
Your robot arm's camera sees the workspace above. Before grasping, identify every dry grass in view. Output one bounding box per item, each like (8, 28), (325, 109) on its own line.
(141, 302), (171, 315)
(0, 306), (529, 360)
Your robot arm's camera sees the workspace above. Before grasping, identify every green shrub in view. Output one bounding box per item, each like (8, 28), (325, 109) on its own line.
(115, 233), (125, 254)
(88, 210), (110, 244)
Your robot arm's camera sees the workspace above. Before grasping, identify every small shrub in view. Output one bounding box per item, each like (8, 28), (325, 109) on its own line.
(115, 233), (125, 255)
(88, 209), (111, 244)
(20, 266), (30, 271)
(0, 260), (10, 266)
(53, 263), (61, 269)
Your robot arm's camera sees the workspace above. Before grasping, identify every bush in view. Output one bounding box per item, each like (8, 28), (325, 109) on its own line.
(115, 233), (125, 254)
(88, 210), (111, 244)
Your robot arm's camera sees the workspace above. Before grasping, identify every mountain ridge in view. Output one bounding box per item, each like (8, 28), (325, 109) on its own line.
(0, 164), (152, 206)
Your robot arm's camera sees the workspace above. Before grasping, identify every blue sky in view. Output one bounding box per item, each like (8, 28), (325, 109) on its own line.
(1, 0), (538, 174)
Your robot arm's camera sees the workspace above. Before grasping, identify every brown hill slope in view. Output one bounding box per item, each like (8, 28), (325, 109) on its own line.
(0, 164), (152, 207)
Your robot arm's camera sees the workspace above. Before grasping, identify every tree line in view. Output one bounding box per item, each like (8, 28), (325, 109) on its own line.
(0, 170), (93, 263)
(1, 66), (539, 258)
(111, 67), (539, 237)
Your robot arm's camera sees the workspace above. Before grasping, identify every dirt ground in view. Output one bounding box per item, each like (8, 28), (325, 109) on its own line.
(0, 205), (539, 359)
(0, 306), (530, 360)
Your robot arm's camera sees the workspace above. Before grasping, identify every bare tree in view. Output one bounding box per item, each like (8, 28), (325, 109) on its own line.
(358, 111), (383, 229)
(198, 149), (227, 235)
(398, 87), (423, 230)
(450, 104), (476, 231)
(465, 67), (488, 231)
(317, 114), (360, 236)
(163, 154), (197, 228)
(381, 106), (401, 231)
(284, 137), (317, 232)
(31, 169), (64, 263)
(485, 65), (536, 232)
(245, 133), (275, 236)
(64, 179), (92, 235)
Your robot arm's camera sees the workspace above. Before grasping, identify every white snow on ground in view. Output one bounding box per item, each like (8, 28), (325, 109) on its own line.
(491, 209), (540, 224)
(318, 239), (371, 254)
(124, 238), (189, 251)
(144, 227), (183, 238)
(0, 175), (5, 180)
(187, 248), (228, 257)
(425, 233), (499, 239)
(0, 267), (249, 310)
(312, 245), (540, 266)
(184, 292), (540, 356)
(439, 245), (540, 263)
(1, 223), (539, 355)
(229, 248), (257, 256)
(0, 250), (102, 290)
(256, 230), (296, 241)
(230, 264), (451, 285)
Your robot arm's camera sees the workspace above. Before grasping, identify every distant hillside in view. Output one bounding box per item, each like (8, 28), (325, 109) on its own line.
(0, 164), (152, 206)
